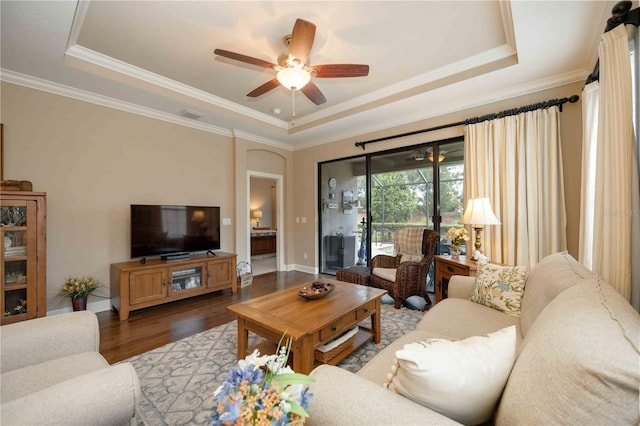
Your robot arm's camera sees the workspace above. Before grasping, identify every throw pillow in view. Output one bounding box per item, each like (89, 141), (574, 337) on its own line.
(470, 263), (527, 317)
(384, 326), (517, 425)
(400, 253), (423, 263)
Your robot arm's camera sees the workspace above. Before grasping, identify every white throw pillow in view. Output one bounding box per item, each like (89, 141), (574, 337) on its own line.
(400, 253), (423, 263)
(470, 263), (527, 317)
(384, 326), (516, 425)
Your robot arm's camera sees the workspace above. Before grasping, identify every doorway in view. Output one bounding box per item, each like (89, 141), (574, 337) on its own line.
(248, 172), (284, 275)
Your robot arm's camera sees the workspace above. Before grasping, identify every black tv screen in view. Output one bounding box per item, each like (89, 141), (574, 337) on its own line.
(130, 204), (221, 258)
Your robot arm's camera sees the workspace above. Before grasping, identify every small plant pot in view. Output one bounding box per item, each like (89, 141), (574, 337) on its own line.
(72, 297), (88, 311)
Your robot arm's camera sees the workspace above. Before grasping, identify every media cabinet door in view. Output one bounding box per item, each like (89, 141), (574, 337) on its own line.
(129, 267), (168, 305)
(207, 256), (236, 292)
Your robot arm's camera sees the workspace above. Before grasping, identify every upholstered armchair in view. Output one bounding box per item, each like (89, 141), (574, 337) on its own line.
(370, 228), (439, 309)
(1, 311), (141, 425)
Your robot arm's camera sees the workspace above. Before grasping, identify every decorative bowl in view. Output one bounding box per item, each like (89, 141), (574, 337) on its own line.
(298, 281), (335, 300)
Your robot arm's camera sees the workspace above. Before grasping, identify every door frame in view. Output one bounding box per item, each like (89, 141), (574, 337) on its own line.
(247, 170), (285, 271)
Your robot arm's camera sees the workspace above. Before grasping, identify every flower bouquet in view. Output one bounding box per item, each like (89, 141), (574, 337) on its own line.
(212, 337), (314, 425)
(59, 276), (100, 300)
(445, 226), (469, 252)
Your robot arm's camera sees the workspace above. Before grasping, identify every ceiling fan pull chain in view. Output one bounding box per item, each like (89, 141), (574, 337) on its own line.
(291, 90), (296, 126)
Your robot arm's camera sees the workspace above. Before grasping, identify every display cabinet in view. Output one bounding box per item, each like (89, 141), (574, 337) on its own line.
(1, 191), (46, 324)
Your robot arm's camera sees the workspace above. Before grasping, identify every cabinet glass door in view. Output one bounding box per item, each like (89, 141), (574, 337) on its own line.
(1, 201), (36, 321)
(169, 265), (204, 294)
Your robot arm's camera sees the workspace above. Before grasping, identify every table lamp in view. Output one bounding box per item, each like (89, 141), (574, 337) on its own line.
(252, 209), (263, 227)
(461, 197), (500, 259)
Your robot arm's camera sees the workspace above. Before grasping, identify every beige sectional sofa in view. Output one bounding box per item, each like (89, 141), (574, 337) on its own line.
(308, 252), (640, 425)
(1, 311), (140, 426)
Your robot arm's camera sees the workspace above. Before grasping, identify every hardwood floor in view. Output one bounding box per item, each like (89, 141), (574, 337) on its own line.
(97, 271), (321, 364)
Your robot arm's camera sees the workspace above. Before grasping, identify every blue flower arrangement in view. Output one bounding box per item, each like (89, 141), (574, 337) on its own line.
(212, 336), (314, 425)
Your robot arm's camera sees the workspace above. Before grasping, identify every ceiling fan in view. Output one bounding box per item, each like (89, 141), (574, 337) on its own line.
(214, 18), (369, 106)
(407, 148), (458, 162)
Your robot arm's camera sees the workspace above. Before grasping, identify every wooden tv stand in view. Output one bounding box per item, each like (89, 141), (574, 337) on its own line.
(110, 252), (237, 320)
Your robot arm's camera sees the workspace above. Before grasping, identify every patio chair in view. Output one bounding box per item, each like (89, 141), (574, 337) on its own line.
(370, 228), (439, 309)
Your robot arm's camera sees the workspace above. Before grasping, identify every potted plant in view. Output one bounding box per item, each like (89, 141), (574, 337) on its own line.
(59, 276), (100, 311)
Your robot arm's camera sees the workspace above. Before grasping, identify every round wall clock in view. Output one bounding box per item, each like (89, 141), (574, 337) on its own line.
(328, 177), (337, 189)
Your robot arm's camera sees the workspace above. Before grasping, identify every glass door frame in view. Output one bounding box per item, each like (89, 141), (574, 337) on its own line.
(318, 136), (464, 274)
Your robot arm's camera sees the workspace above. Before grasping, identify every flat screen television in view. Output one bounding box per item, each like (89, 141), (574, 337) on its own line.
(130, 204), (221, 258)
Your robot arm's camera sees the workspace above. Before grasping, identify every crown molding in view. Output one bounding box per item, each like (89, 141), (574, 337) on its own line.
(64, 45), (289, 130)
(292, 43), (518, 130)
(1, 69), (235, 137)
(232, 130), (293, 151)
(292, 67), (588, 151)
(1, 68), (293, 148)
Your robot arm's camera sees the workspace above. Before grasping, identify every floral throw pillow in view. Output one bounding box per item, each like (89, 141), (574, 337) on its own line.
(470, 263), (527, 317)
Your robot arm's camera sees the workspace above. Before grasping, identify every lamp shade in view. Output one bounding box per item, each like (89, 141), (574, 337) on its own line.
(253, 209), (263, 219)
(276, 67), (311, 91)
(461, 198), (500, 225)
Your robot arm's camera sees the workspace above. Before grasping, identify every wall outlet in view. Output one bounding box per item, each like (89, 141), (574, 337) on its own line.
(301, 217), (307, 223)
(296, 217), (300, 223)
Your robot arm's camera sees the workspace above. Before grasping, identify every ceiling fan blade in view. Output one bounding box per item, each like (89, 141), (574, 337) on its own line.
(301, 81), (326, 105)
(214, 49), (276, 69)
(247, 79), (280, 97)
(310, 64), (370, 78)
(289, 19), (316, 65)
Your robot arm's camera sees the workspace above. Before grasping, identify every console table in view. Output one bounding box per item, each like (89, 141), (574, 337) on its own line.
(110, 252), (236, 320)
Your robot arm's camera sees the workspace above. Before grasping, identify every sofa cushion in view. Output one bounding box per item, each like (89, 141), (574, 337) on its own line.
(357, 329), (452, 385)
(308, 365), (460, 426)
(470, 263), (527, 317)
(520, 251), (596, 336)
(385, 326), (516, 425)
(416, 298), (522, 349)
(496, 278), (640, 425)
(1, 351), (109, 402)
(372, 267), (396, 282)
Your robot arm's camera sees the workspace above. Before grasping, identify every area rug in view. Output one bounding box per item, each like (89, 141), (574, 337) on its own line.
(125, 304), (424, 425)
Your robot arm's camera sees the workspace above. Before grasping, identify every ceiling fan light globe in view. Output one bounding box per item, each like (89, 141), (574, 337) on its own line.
(277, 67), (311, 91)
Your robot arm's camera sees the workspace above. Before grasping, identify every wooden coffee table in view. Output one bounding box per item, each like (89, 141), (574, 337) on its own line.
(226, 279), (387, 374)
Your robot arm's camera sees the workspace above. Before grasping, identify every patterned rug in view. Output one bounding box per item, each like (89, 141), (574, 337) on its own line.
(125, 304), (424, 425)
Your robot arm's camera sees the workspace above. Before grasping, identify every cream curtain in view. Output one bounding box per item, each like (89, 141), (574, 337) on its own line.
(579, 82), (599, 269)
(464, 106), (566, 269)
(580, 24), (637, 303)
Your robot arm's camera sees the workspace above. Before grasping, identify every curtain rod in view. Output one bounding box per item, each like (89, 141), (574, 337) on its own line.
(585, 1), (639, 85)
(354, 95), (579, 150)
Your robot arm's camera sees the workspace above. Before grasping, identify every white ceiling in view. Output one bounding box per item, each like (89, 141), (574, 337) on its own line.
(1, 1), (614, 150)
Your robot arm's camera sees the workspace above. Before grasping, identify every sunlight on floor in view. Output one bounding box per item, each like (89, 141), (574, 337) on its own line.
(251, 256), (276, 276)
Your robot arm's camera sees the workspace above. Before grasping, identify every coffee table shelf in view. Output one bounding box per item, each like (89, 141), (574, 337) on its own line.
(317, 328), (372, 366)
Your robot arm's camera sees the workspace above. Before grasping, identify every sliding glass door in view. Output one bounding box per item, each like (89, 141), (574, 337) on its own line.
(318, 138), (464, 276)
(319, 156), (367, 274)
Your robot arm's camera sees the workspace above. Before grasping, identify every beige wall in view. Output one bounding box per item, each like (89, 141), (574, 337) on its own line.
(293, 81), (584, 269)
(2, 83), (240, 311)
(2, 79), (585, 311)
(234, 139), (294, 269)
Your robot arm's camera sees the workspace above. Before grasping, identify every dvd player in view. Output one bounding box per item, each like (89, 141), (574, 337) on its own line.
(161, 252), (191, 261)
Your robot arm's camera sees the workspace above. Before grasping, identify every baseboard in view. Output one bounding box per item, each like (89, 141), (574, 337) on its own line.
(47, 298), (111, 316)
(291, 264), (318, 275)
